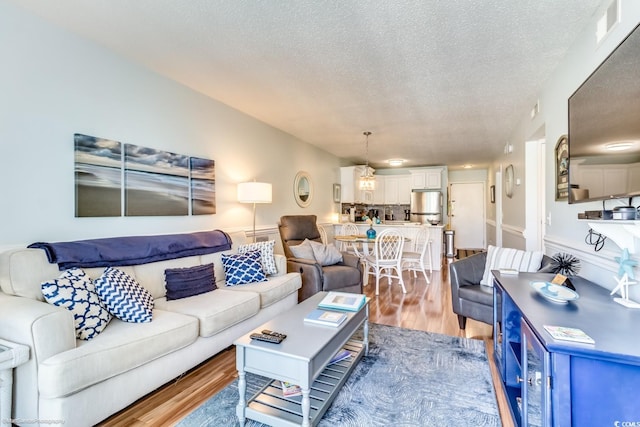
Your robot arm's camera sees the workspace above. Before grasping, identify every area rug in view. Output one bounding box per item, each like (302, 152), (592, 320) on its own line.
(178, 324), (501, 426)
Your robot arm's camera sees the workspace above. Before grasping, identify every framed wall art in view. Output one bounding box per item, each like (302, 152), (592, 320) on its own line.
(555, 135), (569, 201)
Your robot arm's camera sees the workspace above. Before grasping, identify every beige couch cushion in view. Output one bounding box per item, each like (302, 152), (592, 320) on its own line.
(224, 272), (302, 308)
(155, 288), (260, 337)
(38, 309), (198, 398)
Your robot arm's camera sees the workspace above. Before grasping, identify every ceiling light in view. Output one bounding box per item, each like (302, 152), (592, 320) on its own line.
(462, 164), (473, 169)
(359, 131), (375, 191)
(388, 159), (405, 167)
(605, 142), (634, 151)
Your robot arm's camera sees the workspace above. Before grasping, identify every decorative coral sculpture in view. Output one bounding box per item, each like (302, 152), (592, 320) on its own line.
(550, 252), (581, 276)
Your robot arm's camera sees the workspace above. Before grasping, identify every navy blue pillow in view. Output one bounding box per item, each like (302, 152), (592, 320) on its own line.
(164, 263), (216, 300)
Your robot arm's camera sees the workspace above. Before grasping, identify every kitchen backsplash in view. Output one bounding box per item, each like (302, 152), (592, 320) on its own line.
(341, 203), (410, 222)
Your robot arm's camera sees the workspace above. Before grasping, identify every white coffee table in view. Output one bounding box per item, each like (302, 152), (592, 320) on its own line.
(234, 291), (369, 427)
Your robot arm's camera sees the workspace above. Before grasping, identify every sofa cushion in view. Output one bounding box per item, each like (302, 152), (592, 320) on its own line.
(131, 255), (202, 299)
(38, 309), (198, 398)
(164, 263), (216, 300)
(223, 272), (302, 308)
(480, 245), (544, 286)
(95, 267), (154, 323)
(154, 289), (260, 337)
(40, 268), (112, 340)
(222, 251), (267, 286)
(238, 240), (277, 275)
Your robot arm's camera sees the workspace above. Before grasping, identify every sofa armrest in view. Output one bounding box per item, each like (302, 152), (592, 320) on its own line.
(449, 253), (488, 293)
(340, 252), (361, 269)
(286, 258), (324, 301)
(0, 292), (76, 363)
(272, 254), (287, 277)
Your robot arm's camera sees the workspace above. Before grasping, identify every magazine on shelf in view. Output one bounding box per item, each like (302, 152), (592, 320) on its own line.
(328, 348), (351, 365)
(318, 291), (366, 312)
(543, 325), (595, 344)
(281, 381), (302, 397)
(304, 309), (347, 327)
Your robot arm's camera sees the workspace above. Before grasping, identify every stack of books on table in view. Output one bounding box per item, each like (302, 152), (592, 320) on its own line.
(304, 309), (347, 327)
(317, 291), (367, 312)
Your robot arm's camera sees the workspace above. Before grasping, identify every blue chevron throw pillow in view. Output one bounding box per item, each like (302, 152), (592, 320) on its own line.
(222, 250), (267, 286)
(95, 267), (154, 323)
(41, 268), (112, 340)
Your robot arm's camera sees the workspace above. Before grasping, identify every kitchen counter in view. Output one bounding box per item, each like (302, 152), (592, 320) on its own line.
(333, 223), (444, 270)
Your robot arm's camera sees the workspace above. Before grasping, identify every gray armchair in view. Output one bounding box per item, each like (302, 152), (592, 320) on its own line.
(279, 215), (363, 302)
(449, 252), (553, 329)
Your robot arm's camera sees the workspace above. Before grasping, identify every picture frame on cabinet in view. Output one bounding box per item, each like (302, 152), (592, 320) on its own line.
(333, 184), (341, 203)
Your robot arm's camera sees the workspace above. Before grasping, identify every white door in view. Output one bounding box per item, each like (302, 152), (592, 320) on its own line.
(450, 182), (486, 249)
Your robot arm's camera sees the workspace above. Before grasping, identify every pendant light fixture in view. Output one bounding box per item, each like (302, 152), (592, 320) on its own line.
(359, 131), (376, 191)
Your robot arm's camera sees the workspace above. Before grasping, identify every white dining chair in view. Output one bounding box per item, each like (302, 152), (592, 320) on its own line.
(401, 226), (432, 283)
(338, 223), (360, 254)
(317, 224), (328, 245)
(363, 229), (406, 295)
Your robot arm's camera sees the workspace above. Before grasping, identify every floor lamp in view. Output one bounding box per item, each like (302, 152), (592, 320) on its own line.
(237, 182), (272, 243)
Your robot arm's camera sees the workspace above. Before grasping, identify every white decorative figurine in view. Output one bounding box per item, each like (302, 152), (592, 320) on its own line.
(610, 248), (640, 309)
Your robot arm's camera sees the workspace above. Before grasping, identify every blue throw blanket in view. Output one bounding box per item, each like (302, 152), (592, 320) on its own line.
(28, 230), (232, 270)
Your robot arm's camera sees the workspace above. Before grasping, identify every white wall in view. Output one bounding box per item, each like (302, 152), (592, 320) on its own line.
(0, 1), (342, 250)
(503, 0), (640, 294)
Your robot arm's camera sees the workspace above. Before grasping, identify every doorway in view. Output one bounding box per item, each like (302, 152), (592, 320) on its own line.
(449, 182), (486, 250)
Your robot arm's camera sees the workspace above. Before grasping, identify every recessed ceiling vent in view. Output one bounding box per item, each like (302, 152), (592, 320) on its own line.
(597, 0), (619, 44)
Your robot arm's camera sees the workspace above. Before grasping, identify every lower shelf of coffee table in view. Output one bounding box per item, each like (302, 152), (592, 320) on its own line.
(244, 339), (364, 427)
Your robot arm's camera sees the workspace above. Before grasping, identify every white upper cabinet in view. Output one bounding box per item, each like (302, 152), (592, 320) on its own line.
(410, 168), (443, 189)
(398, 176), (412, 204)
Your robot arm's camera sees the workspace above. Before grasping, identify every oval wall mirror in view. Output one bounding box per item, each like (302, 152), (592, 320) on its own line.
(294, 171), (313, 207)
(505, 164), (514, 198)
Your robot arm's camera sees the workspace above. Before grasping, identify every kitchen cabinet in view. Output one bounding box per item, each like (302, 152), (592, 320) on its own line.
(493, 272), (640, 426)
(410, 168), (443, 189)
(398, 176), (411, 204)
(383, 175), (411, 204)
(373, 176), (386, 204)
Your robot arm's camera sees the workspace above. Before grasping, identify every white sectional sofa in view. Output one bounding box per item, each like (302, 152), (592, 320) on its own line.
(0, 231), (301, 426)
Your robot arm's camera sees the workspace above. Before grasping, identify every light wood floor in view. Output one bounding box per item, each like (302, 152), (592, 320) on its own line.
(98, 258), (514, 427)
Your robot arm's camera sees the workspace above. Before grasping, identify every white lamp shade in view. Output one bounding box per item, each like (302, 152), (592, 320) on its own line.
(237, 182), (272, 203)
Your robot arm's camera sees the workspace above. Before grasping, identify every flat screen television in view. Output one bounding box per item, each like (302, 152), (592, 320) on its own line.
(568, 22), (640, 204)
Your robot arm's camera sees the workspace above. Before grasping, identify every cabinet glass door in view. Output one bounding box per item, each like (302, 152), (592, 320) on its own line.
(522, 320), (551, 426)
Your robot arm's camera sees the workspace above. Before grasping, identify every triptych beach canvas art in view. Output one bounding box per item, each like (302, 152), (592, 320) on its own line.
(74, 133), (215, 217)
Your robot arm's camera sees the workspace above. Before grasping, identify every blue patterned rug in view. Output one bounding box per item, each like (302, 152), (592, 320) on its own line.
(178, 323), (501, 426)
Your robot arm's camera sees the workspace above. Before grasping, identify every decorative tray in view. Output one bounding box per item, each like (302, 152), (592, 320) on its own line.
(530, 281), (579, 304)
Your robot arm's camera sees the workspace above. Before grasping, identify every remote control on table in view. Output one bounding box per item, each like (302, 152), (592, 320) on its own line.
(250, 333), (283, 344)
(262, 329), (287, 340)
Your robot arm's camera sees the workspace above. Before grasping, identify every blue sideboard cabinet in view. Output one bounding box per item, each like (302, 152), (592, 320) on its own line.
(493, 272), (640, 426)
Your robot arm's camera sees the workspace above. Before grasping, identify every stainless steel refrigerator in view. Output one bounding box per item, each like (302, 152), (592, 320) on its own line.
(410, 190), (442, 224)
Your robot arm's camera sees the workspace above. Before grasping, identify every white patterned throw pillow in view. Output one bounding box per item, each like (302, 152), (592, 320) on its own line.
(41, 268), (112, 340)
(480, 245), (544, 286)
(238, 240), (277, 275)
(95, 267), (154, 323)
(222, 250), (267, 286)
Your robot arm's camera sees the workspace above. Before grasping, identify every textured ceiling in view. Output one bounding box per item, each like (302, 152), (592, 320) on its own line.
(10, 0), (604, 169)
